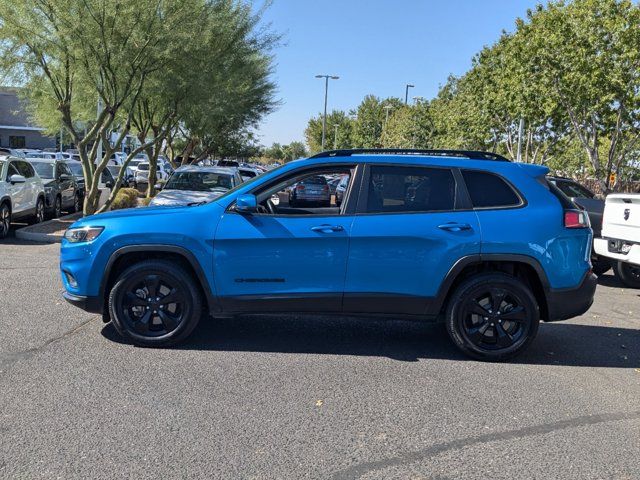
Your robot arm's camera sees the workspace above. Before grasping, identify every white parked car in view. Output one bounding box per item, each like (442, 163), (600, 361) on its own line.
(594, 193), (640, 288)
(0, 156), (46, 238)
(149, 166), (242, 207)
(134, 161), (170, 185)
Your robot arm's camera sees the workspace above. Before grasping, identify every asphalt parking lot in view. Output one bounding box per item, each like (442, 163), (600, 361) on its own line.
(0, 240), (639, 479)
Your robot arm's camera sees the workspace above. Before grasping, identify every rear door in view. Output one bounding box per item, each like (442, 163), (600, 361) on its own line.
(343, 163), (481, 315)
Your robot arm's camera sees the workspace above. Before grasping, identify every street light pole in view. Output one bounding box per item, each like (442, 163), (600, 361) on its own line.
(384, 105), (393, 125)
(333, 124), (339, 150)
(316, 74), (339, 150)
(405, 84), (415, 104)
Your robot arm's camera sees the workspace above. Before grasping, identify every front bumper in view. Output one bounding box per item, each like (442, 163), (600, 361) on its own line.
(62, 291), (102, 314)
(545, 271), (597, 322)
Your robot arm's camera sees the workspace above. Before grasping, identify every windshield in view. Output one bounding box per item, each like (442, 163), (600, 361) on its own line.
(66, 162), (83, 176)
(32, 162), (54, 179)
(107, 166), (121, 176)
(165, 171), (234, 192)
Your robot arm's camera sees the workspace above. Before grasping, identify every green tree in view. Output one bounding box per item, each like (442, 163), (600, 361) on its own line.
(351, 96), (403, 148)
(283, 141), (307, 161)
(305, 110), (353, 153)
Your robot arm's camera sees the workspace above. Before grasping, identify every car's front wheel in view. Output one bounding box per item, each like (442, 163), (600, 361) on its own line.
(445, 273), (540, 361)
(614, 261), (640, 289)
(108, 259), (203, 347)
(29, 197), (45, 225)
(70, 192), (82, 213)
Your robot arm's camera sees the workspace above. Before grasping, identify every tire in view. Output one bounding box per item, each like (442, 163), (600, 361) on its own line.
(28, 197), (45, 225)
(445, 272), (540, 361)
(108, 259), (203, 347)
(52, 196), (62, 218)
(70, 192), (81, 213)
(614, 261), (640, 289)
(0, 203), (10, 239)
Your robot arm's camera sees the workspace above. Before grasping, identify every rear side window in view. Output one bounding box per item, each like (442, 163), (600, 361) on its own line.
(461, 170), (521, 208)
(366, 166), (456, 213)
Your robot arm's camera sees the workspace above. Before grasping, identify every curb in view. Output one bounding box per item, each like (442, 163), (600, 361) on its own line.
(15, 213), (81, 244)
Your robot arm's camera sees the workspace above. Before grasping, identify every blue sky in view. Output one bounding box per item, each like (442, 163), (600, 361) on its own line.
(255, 0), (541, 147)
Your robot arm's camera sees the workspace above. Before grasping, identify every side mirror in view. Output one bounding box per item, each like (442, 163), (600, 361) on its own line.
(9, 174), (26, 184)
(105, 181), (114, 189)
(154, 183), (163, 191)
(236, 193), (257, 213)
(59, 174), (71, 181)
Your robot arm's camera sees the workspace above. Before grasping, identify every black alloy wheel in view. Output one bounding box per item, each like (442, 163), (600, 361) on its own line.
(446, 273), (539, 361)
(72, 193), (81, 213)
(53, 196), (62, 218)
(109, 260), (202, 346)
(0, 204), (10, 239)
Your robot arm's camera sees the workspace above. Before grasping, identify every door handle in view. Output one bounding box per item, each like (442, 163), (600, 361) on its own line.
(311, 224), (345, 233)
(437, 222), (472, 232)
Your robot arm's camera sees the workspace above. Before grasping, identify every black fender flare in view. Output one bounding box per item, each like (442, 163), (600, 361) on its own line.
(427, 253), (551, 316)
(99, 244), (220, 314)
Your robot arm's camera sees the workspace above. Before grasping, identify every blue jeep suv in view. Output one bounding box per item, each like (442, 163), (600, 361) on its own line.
(60, 149), (597, 360)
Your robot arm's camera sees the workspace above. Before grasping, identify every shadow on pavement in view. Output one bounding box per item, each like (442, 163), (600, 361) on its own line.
(102, 313), (639, 367)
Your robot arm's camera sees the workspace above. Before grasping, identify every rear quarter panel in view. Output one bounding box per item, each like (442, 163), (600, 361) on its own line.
(475, 163), (592, 289)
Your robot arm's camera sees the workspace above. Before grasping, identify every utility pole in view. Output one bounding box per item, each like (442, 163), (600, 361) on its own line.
(333, 124), (339, 150)
(404, 84), (414, 104)
(315, 74), (339, 150)
(96, 94), (103, 163)
(384, 105), (393, 125)
(516, 118), (524, 162)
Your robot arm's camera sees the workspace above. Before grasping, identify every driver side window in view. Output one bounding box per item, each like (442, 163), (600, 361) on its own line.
(254, 167), (355, 216)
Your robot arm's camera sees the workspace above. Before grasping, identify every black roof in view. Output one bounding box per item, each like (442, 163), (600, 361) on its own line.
(310, 148), (510, 162)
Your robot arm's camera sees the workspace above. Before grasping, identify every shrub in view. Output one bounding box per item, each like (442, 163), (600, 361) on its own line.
(110, 188), (140, 210)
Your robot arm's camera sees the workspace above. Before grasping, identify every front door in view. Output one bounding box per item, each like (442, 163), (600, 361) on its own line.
(343, 164), (482, 315)
(213, 165), (359, 313)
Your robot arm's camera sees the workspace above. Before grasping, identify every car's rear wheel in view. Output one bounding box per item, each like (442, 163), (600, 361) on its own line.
(614, 261), (640, 289)
(445, 273), (540, 361)
(0, 203), (11, 239)
(108, 259), (203, 347)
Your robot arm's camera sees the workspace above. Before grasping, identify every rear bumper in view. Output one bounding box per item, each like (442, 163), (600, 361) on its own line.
(545, 272), (597, 322)
(62, 291), (102, 314)
(594, 237), (640, 266)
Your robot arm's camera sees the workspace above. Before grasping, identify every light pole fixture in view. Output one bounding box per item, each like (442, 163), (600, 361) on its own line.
(405, 84), (415, 104)
(333, 124), (339, 150)
(316, 74), (340, 150)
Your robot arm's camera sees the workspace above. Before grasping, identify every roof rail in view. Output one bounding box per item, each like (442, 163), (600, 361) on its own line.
(309, 148), (510, 162)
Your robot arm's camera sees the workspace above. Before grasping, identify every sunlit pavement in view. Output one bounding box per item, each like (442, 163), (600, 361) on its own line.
(1, 240), (638, 479)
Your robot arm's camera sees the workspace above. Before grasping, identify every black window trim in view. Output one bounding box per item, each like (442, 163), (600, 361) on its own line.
(227, 162), (364, 218)
(458, 168), (527, 211)
(355, 163), (464, 216)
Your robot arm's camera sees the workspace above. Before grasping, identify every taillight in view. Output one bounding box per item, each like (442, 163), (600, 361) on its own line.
(296, 185), (305, 190)
(564, 210), (588, 229)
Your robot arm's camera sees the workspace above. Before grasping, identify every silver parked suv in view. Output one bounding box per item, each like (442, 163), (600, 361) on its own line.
(0, 153), (46, 239)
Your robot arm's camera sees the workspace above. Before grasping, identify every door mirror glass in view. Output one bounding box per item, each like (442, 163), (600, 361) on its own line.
(59, 173), (71, 181)
(9, 174), (26, 184)
(236, 194), (257, 213)
(105, 181), (114, 189)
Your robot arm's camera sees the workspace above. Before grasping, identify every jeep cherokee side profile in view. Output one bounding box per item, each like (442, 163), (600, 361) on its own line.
(60, 149), (597, 360)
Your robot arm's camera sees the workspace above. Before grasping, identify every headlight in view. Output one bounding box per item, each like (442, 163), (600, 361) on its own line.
(64, 226), (104, 243)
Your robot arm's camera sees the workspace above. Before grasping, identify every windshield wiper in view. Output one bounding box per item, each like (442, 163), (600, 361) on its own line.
(187, 201), (207, 207)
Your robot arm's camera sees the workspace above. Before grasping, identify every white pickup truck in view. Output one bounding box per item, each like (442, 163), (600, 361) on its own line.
(593, 193), (640, 288)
